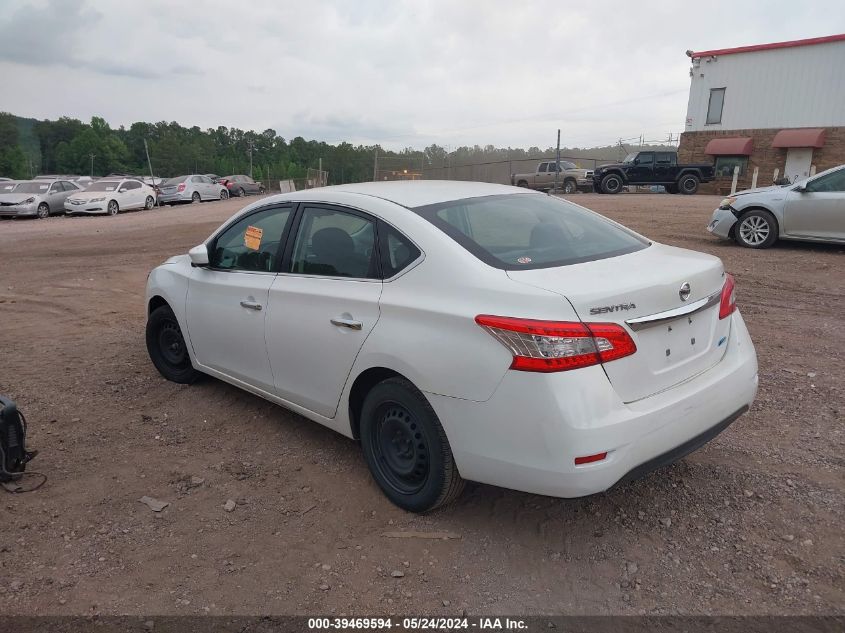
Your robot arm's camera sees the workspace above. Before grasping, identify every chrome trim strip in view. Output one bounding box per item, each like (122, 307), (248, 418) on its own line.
(625, 290), (721, 331)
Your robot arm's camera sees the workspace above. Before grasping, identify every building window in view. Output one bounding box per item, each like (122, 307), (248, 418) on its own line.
(714, 156), (747, 178)
(706, 88), (726, 125)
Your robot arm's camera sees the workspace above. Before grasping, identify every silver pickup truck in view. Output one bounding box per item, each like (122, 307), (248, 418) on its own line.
(511, 161), (594, 193)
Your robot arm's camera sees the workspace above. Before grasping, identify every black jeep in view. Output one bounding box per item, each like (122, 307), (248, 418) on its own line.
(592, 151), (715, 195)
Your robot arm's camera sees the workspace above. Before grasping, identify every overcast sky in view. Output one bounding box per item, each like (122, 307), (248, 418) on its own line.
(2, 0), (844, 150)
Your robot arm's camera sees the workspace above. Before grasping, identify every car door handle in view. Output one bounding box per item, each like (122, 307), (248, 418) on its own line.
(330, 317), (362, 330)
(240, 300), (263, 311)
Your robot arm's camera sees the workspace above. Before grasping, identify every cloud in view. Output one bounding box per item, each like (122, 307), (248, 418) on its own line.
(1, 0), (844, 150)
(0, 0), (199, 79)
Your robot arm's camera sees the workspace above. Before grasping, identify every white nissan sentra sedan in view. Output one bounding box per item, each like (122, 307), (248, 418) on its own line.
(145, 181), (758, 512)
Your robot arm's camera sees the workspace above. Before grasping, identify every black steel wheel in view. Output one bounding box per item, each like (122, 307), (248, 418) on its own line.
(360, 377), (464, 512)
(678, 174), (700, 195)
(601, 173), (623, 194)
(145, 305), (201, 384)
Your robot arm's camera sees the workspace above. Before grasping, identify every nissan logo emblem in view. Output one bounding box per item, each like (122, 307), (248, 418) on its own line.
(679, 282), (691, 302)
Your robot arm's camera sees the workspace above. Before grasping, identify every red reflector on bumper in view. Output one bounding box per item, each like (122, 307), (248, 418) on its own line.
(574, 452), (608, 465)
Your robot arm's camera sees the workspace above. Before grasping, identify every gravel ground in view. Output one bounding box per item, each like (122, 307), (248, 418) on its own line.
(0, 192), (842, 616)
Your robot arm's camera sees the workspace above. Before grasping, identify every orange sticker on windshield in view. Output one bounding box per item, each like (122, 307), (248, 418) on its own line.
(244, 225), (263, 250)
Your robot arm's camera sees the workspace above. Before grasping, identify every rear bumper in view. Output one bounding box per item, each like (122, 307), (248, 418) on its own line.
(426, 310), (758, 498)
(158, 192), (191, 203)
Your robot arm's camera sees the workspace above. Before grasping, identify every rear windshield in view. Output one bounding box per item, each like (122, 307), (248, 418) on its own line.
(162, 176), (187, 186)
(413, 194), (649, 270)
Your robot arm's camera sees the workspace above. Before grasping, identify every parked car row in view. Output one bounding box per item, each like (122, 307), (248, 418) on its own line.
(0, 173), (268, 219)
(205, 174), (266, 197)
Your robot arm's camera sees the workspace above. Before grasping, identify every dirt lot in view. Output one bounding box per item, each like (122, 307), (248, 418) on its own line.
(0, 192), (842, 616)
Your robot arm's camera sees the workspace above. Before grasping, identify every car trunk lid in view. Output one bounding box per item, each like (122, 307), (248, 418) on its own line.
(507, 243), (731, 402)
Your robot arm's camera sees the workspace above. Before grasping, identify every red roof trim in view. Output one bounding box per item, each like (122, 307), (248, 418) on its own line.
(771, 128), (827, 149)
(691, 33), (845, 59)
(704, 137), (753, 156)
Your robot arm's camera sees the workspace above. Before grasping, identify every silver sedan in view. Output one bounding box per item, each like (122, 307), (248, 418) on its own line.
(0, 179), (82, 219)
(157, 174), (229, 205)
(707, 164), (845, 248)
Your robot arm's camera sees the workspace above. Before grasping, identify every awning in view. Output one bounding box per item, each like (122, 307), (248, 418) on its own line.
(704, 137), (753, 155)
(771, 128), (826, 148)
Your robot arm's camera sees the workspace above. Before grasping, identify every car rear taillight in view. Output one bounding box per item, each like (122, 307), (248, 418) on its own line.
(475, 315), (637, 373)
(719, 274), (736, 319)
(177, 183), (186, 192)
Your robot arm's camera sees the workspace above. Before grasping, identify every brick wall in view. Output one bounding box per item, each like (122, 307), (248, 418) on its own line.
(678, 127), (845, 195)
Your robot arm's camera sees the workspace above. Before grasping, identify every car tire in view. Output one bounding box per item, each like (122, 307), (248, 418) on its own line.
(563, 179), (577, 194)
(735, 209), (778, 249)
(516, 180), (529, 188)
(678, 174), (699, 195)
(601, 173), (623, 194)
(360, 377), (464, 512)
(36, 203), (50, 219)
(259, 186), (266, 194)
(220, 189), (229, 201)
(192, 192), (201, 204)
(238, 188), (246, 197)
(145, 305), (201, 384)
(107, 200), (119, 216)
(144, 196), (155, 210)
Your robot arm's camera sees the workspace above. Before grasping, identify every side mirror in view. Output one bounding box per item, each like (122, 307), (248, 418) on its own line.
(188, 244), (209, 267)
(119, 188), (127, 193)
(795, 185), (807, 193)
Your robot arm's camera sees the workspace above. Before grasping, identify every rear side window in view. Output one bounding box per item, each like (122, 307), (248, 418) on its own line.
(289, 207), (378, 279)
(379, 224), (421, 278)
(413, 194), (648, 270)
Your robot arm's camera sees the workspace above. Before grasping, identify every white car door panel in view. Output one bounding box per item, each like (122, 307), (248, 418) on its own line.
(266, 205), (383, 417)
(266, 275), (382, 417)
(186, 269), (276, 391)
(185, 204), (295, 391)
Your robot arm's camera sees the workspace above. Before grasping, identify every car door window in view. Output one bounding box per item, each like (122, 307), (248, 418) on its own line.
(289, 207), (378, 279)
(379, 223), (421, 278)
(806, 170), (845, 193)
(538, 163), (547, 173)
(636, 153), (654, 166)
(123, 181), (140, 192)
(211, 207), (293, 272)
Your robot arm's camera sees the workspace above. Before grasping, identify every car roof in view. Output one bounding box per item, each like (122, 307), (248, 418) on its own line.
(270, 180), (534, 209)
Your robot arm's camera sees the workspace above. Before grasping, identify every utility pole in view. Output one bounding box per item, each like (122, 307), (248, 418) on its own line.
(247, 140), (255, 178)
(373, 148), (378, 182)
(89, 153), (96, 177)
(143, 139), (157, 207)
(554, 128), (561, 194)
